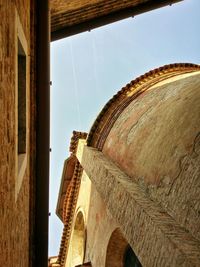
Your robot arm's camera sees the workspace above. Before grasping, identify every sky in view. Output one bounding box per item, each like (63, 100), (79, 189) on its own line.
(49, 0), (200, 256)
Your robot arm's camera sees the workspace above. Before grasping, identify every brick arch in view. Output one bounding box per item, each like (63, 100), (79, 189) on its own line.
(105, 228), (128, 267)
(87, 63), (200, 150)
(105, 228), (141, 267)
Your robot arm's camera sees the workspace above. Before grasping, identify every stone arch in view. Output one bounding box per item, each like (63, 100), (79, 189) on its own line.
(69, 210), (85, 267)
(105, 228), (142, 267)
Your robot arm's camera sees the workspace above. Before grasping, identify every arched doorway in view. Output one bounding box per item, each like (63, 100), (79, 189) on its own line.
(69, 211), (85, 267)
(123, 245), (142, 267)
(105, 228), (142, 267)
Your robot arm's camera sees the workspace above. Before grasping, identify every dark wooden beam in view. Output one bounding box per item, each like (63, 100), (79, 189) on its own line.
(35, 0), (50, 266)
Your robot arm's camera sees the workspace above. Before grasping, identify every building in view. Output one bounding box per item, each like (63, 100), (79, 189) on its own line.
(53, 64), (200, 267)
(0, 2), (40, 267)
(0, 1), (196, 267)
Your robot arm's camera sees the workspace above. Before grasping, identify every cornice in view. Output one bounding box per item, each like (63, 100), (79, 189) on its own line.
(57, 161), (83, 266)
(70, 131), (88, 155)
(56, 131), (87, 266)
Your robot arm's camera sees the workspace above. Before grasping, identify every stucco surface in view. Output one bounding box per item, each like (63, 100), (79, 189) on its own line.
(103, 72), (200, 240)
(85, 184), (119, 267)
(66, 169), (119, 267)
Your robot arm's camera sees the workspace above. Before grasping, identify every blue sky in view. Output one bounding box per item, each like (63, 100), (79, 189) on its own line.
(49, 0), (200, 256)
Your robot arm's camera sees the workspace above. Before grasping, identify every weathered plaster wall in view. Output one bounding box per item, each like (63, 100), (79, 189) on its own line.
(0, 1), (35, 266)
(65, 139), (130, 267)
(64, 138), (120, 267)
(103, 72), (200, 240)
(85, 184), (119, 267)
(66, 171), (92, 267)
(65, 171), (119, 267)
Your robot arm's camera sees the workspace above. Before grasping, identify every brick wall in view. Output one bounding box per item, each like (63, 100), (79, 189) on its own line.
(0, 1), (36, 266)
(103, 72), (200, 242)
(80, 70), (200, 266)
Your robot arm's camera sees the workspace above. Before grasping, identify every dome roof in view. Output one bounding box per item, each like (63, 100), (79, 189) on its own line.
(88, 63), (200, 239)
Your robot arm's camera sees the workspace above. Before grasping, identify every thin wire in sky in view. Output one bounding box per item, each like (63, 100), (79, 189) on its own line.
(91, 31), (100, 97)
(69, 39), (82, 129)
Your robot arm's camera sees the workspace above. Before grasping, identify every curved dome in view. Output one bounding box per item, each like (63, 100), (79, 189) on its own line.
(88, 63), (200, 240)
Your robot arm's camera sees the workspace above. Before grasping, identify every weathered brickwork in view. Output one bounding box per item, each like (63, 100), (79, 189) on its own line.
(53, 68), (200, 267)
(51, 0), (149, 31)
(0, 1), (36, 266)
(81, 146), (200, 267)
(105, 228), (130, 267)
(50, 0), (181, 35)
(87, 64), (200, 148)
(103, 72), (200, 242)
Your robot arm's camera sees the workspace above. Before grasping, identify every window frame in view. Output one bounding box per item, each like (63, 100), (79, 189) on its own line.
(15, 10), (29, 201)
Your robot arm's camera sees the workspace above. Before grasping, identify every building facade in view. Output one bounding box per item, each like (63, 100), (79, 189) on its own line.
(0, 1), (194, 267)
(52, 64), (200, 267)
(0, 1), (37, 266)
(1, 0), (50, 266)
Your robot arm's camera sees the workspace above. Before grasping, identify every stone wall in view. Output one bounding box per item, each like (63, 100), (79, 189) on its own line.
(0, 1), (36, 266)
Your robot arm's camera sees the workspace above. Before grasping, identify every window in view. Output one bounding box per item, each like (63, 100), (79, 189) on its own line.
(15, 10), (28, 201)
(18, 38), (26, 155)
